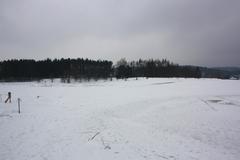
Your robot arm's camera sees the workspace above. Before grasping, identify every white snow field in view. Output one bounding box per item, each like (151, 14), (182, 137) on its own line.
(0, 78), (240, 160)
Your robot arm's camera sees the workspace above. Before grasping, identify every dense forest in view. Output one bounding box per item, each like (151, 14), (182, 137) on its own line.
(115, 58), (201, 79)
(0, 58), (113, 81)
(0, 58), (201, 81)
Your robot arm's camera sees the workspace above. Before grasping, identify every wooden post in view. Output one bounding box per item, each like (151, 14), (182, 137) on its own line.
(17, 98), (21, 114)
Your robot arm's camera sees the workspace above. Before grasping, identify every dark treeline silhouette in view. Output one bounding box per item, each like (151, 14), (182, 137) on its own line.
(115, 58), (201, 79)
(0, 58), (113, 81)
(0, 58), (201, 81)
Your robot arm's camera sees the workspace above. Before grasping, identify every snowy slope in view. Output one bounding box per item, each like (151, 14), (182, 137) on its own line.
(0, 78), (240, 160)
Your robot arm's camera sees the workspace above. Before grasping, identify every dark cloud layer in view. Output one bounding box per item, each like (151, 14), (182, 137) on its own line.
(0, 0), (240, 66)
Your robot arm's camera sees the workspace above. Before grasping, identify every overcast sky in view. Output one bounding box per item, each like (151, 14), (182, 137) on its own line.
(0, 0), (240, 66)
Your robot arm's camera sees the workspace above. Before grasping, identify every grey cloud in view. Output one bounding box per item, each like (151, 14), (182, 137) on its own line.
(0, 0), (240, 66)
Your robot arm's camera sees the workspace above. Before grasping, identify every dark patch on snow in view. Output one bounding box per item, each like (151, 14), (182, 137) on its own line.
(208, 100), (222, 103)
(0, 114), (12, 118)
(152, 82), (174, 85)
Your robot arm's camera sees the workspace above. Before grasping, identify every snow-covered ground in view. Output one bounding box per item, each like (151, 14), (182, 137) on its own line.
(0, 78), (240, 160)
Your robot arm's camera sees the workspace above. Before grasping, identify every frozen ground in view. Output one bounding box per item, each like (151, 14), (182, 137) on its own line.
(0, 78), (240, 160)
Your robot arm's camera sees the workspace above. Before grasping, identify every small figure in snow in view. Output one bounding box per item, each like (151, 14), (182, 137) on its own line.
(5, 92), (11, 103)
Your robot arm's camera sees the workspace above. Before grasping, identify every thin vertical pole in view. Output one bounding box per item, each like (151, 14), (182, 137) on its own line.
(18, 98), (21, 114)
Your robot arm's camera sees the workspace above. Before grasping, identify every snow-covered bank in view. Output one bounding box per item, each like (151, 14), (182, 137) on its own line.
(0, 78), (240, 160)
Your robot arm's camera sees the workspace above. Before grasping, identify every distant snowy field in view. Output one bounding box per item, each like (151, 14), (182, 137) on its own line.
(0, 78), (240, 160)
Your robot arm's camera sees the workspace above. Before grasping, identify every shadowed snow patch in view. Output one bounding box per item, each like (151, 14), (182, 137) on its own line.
(151, 82), (174, 85)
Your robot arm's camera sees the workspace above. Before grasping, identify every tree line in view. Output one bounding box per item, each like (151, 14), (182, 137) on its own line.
(0, 58), (112, 81)
(114, 58), (201, 79)
(0, 58), (201, 81)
